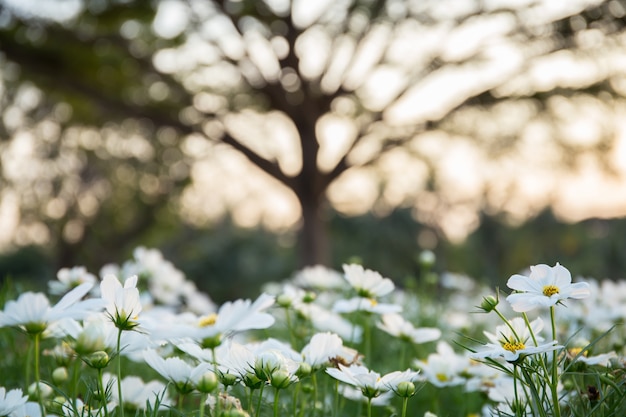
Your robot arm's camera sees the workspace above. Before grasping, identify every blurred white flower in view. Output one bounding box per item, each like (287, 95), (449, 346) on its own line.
(380, 369), (421, 395)
(143, 349), (213, 393)
(377, 314), (441, 344)
(9, 401), (42, 417)
(326, 364), (411, 399)
(104, 375), (171, 411)
(0, 387), (28, 416)
(343, 264), (395, 298)
(301, 332), (358, 369)
(291, 265), (347, 290)
(49, 266), (98, 296)
(414, 341), (469, 388)
(0, 283), (102, 334)
(296, 302), (363, 343)
(187, 293), (275, 347)
(506, 263), (591, 312)
(333, 297), (402, 315)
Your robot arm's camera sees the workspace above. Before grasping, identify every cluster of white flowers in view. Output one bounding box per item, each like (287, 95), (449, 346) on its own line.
(0, 250), (623, 417)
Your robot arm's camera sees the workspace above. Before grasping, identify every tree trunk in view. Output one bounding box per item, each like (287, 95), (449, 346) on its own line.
(297, 192), (330, 267)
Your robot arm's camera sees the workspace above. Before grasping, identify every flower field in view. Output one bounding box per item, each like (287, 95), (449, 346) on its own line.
(0, 247), (625, 417)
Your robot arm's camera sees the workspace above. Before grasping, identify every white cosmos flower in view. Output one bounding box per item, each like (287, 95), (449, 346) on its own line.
(296, 303), (363, 343)
(291, 265), (347, 290)
(189, 293), (275, 346)
(100, 275), (142, 330)
(326, 364), (410, 399)
(377, 314), (441, 344)
(49, 266), (98, 296)
(380, 369), (421, 393)
(104, 375), (171, 411)
(0, 387), (28, 416)
(414, 341), (469, 388)
(10, 401), (42, 417)
(506, 263), (591, 312)
(333, 297), (402, 315)
(471, 317), (562, 362)
(301, 332), (358, 369)
(0, 282), (102, 334)
(143, 349), (213, 393)
(342, 264), (395, 298)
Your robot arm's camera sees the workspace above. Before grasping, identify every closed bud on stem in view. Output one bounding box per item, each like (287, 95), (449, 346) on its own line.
(242, 372), (263, 389)
(303, 292), (316, 303)
(479, 295), (499, 313)
(197, 371), (218, 393)
(84, 350), (111, 369)
(220, 372), (238, 387)
(296, 362), (312, 378)
(52, 367), (69, 384)
(270, 370), (292, 389)
(396, 381), (416, 397)
(276, 294), (292, 308)
(28, 382), (52, 400)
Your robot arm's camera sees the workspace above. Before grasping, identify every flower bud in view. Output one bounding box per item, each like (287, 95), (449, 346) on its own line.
(302, 291), (316, 303)
(276, 294), (292, 308)
(220, 372), (238, 387)
(270, 370), (292, 389)
(242, 372), (263, 389)
(197, 371), (218, 393)
(396, 381), (416, 397)
(479, 295), (499, 312)
(202, 334), (223, 349)
(28, 382), (52, 400)
(296, 362), (312, 378)
(84, 350), (111, 369)
(52, 367), (69, 385)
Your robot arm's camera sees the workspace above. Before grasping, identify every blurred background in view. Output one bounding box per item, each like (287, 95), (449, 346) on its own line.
(1, 0), (626, 302)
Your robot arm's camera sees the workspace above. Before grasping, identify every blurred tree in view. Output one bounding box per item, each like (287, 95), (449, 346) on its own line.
(1, 0), (626, 270)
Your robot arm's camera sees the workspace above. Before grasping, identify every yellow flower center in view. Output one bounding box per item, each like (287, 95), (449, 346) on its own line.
(568, 347), (587, 357)
(436, 373), (448, 382)
(369, 298), (378, 307)
(543, 285), (560, 297)
(199, 313), (218, 327)
(502, 341), (526, 352)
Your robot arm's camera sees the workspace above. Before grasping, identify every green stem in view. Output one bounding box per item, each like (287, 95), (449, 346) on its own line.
(312, 373), (318, 417)
(71, 357), (80, 410)
(248, 387), (255, 415)
(367, 397), (372, 417)
(521, 313), (539, 346)
(33, 332), (45, 416)
(285, 308), (297, 349)
(494, 307), (523, 341)
(401, 397), (408, 417)
(116, 328), (125, 417)
(292, 383), (299, 417)
(513, 365), (521, 417)
(199, 393), (206, 417)
(97, 368), (110, 417)
(255, 383), (265, 417)
(333, 379), (339, 417)
(363, 313), (372, 363)
(549, 306), (561, 417)
(273, 388), (280, 417)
